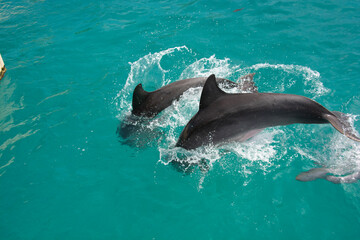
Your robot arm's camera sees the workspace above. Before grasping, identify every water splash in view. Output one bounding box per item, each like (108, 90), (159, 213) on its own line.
(180, 55), (237, 79)
(242, 63), (330, 97)
(295, 114), (360, 184)
(114, 46), (189, 118)
(327, 119), (360, 175)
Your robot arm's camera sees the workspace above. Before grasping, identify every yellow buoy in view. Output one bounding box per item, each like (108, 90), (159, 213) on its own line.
(0, 54), (6, 80)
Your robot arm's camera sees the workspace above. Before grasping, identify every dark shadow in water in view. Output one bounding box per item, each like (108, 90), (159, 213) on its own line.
(163, 150), (211, 175)
(117, 114), (211, 174)
(170, 158), (210, 175)
(116, 114), (163, 148)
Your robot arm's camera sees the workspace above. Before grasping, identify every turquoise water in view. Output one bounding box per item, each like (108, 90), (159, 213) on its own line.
(1, 0), (360, 239)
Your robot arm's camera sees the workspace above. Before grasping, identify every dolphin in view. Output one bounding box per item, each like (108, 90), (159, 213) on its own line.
(176, 74), (360, 150)
(131, 74), (256, 118)
(295, 168), (330, 182)
(296, 167), (360, 184)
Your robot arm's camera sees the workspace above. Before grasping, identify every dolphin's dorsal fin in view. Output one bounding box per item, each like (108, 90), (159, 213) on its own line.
(132, 83), (150, 113)
(199, 74), (226, 110)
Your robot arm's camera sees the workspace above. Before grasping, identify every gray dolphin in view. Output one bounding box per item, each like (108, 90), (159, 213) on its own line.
(296, 168), (330, 182)
(296, 167), (360, 184)
(132, 74), (256, 118)
(176, 74), (360, 150)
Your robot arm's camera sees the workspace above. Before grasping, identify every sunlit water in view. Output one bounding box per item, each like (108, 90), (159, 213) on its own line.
(1, 0), (360, 239)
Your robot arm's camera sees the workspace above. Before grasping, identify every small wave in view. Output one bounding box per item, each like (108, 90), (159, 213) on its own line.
(0, 77), (25, 132)
(0, 157), (14, 175)
(0, 129), (39, 151)
(37, 89), (70, 105)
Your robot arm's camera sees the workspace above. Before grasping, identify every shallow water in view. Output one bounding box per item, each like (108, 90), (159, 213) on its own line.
(1, 0), (360, 239)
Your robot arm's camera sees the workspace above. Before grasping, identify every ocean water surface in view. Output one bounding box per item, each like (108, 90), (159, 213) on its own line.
(1, 0), (360, 239)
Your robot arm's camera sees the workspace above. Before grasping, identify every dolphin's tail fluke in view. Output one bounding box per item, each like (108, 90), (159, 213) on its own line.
(324, 111), (360, 142)
(325, 171), (360, 184)
(296, 168), (360, 184)
(239, 73), (258, 93)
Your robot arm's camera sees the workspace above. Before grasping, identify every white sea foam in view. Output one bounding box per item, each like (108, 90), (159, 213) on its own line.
(243, 63), (330, 97)
(327, 118), (360, 174)
(180, 55), (237, 79)
(224, 129), (285, 165)
(295, 114), (360, 180)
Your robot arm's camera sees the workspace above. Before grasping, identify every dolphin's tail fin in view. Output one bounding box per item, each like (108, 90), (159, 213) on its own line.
(325, 171), (360, 184)
(132, 84), (150, 115)
(239, 73), (258, 93)
(324, 111), (360, 142)
(296, 168), (360, 184)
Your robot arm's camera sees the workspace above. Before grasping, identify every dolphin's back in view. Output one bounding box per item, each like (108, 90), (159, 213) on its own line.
(220, 93), (330, 125)
(132, 77), (239, 117)
(132, 73), (257, 117)
(177, 93), (329, 149)
(132, 78), (203, 117)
